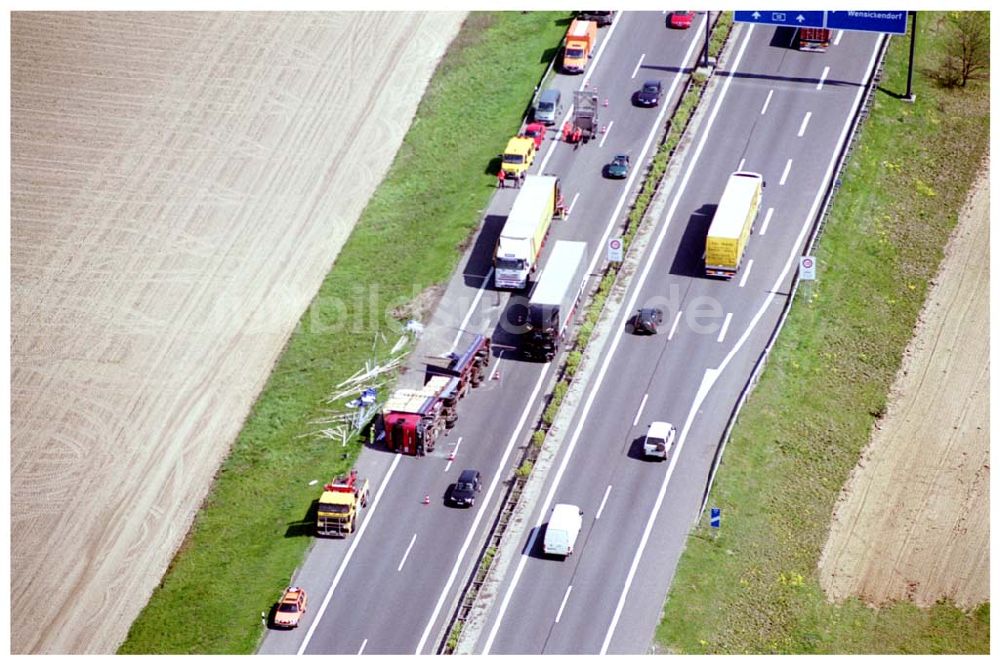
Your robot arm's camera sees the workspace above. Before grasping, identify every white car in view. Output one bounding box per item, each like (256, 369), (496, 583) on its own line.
(643, 421), (676, 460)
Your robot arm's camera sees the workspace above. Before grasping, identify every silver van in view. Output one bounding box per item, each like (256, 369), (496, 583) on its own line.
(534, 88), (561, 125)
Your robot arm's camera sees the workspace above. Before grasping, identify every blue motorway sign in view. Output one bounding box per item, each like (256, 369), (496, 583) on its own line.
(734, 10), (825, 28)
(735, 10), (908, 34)
(710, 507), (721, 529)
(826, 10), (908, 34)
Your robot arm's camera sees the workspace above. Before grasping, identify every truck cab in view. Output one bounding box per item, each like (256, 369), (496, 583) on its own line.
(501, 136), (536, 180)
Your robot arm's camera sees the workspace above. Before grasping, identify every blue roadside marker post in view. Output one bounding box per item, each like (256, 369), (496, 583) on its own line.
(710, 507), (721, 531)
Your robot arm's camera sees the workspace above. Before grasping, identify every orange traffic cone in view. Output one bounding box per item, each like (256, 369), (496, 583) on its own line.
(423, 495), (430, 505)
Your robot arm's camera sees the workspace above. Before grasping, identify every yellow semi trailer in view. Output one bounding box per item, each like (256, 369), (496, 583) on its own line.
(705, 171), (764, 279)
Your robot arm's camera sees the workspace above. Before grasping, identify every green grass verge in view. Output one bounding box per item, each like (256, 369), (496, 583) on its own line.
(119, 11), (571, 654)
(655, 13), (989, 654)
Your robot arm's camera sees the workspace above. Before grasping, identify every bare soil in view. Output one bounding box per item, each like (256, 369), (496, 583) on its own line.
(9, 11), (463, 653)
(818, 162), (990, 611)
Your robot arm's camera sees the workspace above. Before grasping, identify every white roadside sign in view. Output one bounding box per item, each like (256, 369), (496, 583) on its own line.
(800, 255), (816, 280)
(607, 237), (623, 263)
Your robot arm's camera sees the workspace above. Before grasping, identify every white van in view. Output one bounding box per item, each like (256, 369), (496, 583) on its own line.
(543, 503), (583, 558)
(643, 421), (676, 460)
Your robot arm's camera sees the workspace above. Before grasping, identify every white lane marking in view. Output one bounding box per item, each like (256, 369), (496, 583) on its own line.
(415, 364), (549, 654)
(760, 207), (774, 236)
(667, 310), (682, 340)
(600, 368), (710, 654)
(737, 158), (746, 171)
(598, 120), (614, 147)
(398, 533), (418, 572)
(555, 586), (573, 624)
(797, 112), (812, 137)
(357, 639), (367, 655)
(834, 29), (844, 46)
(298, 454), (402, 654)
(631, 53), (646, 79)
(600, 32), (886, 656)
(760, 89), (774, 115)
(632, 394), (648, 427)
(486, 25), (753, 656)
(595, 485), (613, 521)
(717, 312), (733, 343)
(817, 65), (830, 91)
(450, 267), (493, 352)
(739, 259), (754, 288)
(567, 192), (580, 217)
(443, 436), (463, 472)
(779, 159), (793, 186)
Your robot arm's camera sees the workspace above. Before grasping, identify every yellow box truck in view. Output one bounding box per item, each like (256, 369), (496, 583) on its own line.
(705, 171), (764, 279)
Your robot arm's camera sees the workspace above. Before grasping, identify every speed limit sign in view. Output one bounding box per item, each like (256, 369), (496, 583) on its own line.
(608, 238), (623, 263)
(800, 255), (816, 280)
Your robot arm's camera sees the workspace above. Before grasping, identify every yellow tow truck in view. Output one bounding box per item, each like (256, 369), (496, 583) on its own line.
(316, 470), (370, 537)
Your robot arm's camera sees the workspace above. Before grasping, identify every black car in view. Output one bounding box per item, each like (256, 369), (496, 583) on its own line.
(578, 10), (615, 26)
(448, 469), (482, 507)
(632, 307), (664, 335)
(635, 80), (663, 107)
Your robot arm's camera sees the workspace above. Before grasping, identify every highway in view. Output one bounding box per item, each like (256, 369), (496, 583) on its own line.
(258, 11), (709, 655)
(471, 23), (885, 654)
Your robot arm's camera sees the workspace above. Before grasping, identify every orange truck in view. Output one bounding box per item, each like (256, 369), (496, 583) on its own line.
(562, 19), (597, 74)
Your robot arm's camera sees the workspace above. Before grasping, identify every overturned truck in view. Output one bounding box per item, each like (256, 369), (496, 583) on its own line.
(376, 334), (491, 456)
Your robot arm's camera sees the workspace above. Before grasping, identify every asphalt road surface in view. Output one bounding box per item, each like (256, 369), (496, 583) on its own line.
(259, 11), (707, 655)
(472, 23), (885, 654)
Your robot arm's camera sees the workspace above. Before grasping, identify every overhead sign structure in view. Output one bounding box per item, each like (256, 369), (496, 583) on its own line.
(734, 10), (908, 35)
(733, 10), (824, 28)
(800, 255), (816, 280)
(826, 11), (908, 35)
(607, 237), (623, 263)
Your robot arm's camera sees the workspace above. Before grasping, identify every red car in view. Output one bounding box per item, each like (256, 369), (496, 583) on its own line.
(668, 11), (694, 29)
(273, 586), (308, 628)
(520, 122), (545, 150)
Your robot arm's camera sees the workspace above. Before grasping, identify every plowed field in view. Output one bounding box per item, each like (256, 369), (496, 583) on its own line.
(10, 11), (463, 653)
(819, 163), (990, 611)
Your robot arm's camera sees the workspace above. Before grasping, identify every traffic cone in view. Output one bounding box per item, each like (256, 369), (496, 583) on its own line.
(603, 98), (609, 107)
(601, 125), (607, 134)
(448, 451), (455, 461)
(493, 369), (501, 381)
(423, 495), (430, 505)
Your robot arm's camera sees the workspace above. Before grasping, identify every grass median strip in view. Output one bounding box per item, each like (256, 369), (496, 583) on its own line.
(120, 11), (570, 654)
(655, 13), (989, 654)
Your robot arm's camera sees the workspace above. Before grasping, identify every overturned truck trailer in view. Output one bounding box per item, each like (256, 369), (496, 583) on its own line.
(377, 334), (491, 455)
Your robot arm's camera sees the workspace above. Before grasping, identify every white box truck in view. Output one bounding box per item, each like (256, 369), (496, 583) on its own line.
(494, 175), (560, 290)
(543, 503), (583, 558)
(524, 240), (589, 361)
